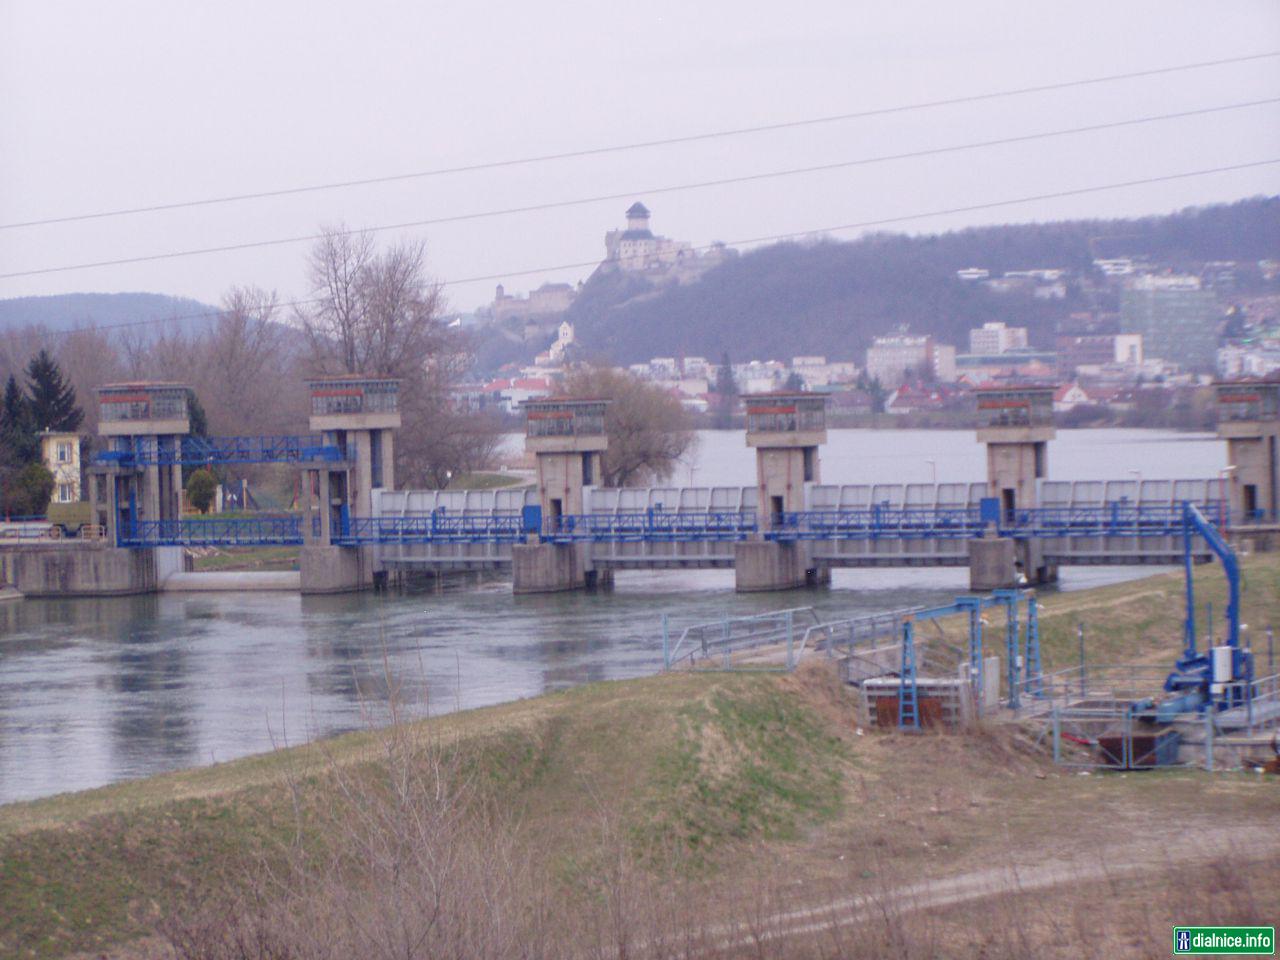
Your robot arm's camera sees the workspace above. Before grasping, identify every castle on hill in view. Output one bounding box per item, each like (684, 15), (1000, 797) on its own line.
(483, 202), (735, 340)
(602, 202), (734, 278)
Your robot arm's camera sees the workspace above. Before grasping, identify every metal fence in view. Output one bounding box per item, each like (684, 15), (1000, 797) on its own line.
(1037, 668), (1280, 771)
(662, 607), (822, 672)
(1046, 706), (1188, 770)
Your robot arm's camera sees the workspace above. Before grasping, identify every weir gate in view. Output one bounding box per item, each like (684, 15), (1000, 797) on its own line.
(1, 378), (1276, 597)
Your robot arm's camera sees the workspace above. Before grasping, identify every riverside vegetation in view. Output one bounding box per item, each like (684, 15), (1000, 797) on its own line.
(2, 554), (1279, 958)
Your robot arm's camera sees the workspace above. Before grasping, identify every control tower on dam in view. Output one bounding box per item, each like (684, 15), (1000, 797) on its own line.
(1216, 377), (1279, 536)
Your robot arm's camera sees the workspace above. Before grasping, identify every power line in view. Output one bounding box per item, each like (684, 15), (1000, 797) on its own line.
(2, 50), (1277, 232)
(20, 159), (1280, 339)
(2, 97), (1275, 282)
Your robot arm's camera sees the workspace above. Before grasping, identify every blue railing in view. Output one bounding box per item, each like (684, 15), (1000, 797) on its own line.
(97, 435), (344, 467)
(1004, 502), (1229, 538)
(332, 513), (534, 546)
(766, 501), (1229, 542)
(120, 516), (303, 547)
(109, 501), (1232, 549)
(543, 510), (758, 543)
(766, 506), (984, 542)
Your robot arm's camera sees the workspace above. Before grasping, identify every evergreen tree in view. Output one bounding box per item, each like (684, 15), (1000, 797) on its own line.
(0, 375), (37, 467)
(24, 349), (83, 433)
(187, 391), (209, 438)
(183, 392), (211, 484)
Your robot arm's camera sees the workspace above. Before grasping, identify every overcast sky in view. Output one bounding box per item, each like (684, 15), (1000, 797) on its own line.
(1, 1), (1278, 316)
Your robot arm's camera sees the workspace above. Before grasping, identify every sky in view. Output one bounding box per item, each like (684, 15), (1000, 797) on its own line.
(1, 1), (1278, 317)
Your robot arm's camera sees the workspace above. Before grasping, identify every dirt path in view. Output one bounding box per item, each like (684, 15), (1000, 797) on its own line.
(709, 825), (1277, 953)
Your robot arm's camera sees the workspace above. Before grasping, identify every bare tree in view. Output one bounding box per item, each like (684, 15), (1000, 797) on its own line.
(562, 365), (696, 486)
(199, 287), (294, 435)
(56, 327), (123, 436)
(298, 226), (495, 488)
(118, 318), (198, 385)
(300, 227), (376, 375)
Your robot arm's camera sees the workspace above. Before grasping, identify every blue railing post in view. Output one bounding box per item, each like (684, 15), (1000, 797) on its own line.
(898, 619), (919, 730)
(1024, 593), (1042, 698)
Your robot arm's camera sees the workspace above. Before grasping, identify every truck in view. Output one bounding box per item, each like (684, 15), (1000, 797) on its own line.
(46, 501), (98, 539)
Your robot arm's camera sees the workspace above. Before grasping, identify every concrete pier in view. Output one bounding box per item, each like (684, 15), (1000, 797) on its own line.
(300, 544), (369, 594)
(733, 539), (818, 592)
(511, 542), (589, 593)
(968, 537), (1016, 591)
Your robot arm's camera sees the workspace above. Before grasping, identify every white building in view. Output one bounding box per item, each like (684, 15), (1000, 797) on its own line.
(865, 335), (934, 387)
(1130, 274), (1203, 292)
(1093, 258), (1135, 276)
(1218, 343), (1280, 379)
(1053, 383), (1091, 412)
(40, 431), (81, 504)
(547, 320), (575, 362)
(968, 322), (1028, 355)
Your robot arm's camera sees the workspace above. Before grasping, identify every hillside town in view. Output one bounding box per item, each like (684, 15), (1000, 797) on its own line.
(459, 206), (1280, 426)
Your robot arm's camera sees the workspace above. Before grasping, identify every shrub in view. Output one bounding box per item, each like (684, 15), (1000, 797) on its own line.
(186, 468), (218, 514)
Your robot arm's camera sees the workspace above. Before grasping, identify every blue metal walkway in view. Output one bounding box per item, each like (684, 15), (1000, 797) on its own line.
(542, 509), (758, 544)
(120, 517), (303, 547)
(97, 434), (343, 467)
(765, 501), (1229, 542)
(332, 514), (535, 546)
(114, 501), (1229, 549)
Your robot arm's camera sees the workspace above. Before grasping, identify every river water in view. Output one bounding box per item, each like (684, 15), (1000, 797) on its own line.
(0, 428), (1226, 804)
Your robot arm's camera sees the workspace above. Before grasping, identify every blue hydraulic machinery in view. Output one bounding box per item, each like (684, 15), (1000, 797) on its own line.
(896, 588), (1041, 728)
(1158, 503), (1253, 719)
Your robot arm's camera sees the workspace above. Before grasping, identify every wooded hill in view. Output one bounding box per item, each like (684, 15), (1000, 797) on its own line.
(0, 292), (217, 336)
(559, 196), (1280, 365)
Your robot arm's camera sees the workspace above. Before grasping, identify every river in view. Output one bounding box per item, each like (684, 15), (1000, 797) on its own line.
(0, 428), (1227, 804)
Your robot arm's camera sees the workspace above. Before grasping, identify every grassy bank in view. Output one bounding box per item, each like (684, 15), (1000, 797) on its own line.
(3, 557), (1279, 958)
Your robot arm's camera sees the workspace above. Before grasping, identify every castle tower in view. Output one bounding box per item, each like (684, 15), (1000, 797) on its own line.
(1216, 378), (1280, 523)
(624, 201), (651, 232)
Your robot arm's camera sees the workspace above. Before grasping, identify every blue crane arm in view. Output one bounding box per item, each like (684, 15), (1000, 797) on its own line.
(1185, 503), (1240, 649)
